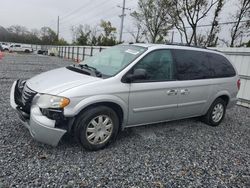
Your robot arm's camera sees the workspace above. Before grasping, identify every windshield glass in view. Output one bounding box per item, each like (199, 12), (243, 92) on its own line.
(80, 45), (146, 77)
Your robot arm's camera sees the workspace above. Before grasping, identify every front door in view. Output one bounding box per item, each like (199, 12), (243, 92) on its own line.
(127, 49), (179, 126)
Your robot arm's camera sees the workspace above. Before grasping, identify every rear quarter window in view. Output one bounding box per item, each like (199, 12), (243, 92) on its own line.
(208, 53), (236, 78)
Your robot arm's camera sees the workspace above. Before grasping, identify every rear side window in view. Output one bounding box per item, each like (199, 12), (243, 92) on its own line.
(173, 49), (211, 80)
(173, 49), (236, 80)
(208, 53), (236, 78)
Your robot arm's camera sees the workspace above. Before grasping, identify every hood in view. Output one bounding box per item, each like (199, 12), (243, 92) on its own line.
(26, 67), (101, 95)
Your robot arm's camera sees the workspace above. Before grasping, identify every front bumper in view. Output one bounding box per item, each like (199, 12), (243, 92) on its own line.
(10, 81), (66, 146)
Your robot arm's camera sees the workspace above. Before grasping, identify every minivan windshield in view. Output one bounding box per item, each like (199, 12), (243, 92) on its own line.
(80, 45), (146, 77)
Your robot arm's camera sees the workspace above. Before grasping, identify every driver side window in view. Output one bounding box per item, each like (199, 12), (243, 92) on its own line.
(133, 49), (174, 81)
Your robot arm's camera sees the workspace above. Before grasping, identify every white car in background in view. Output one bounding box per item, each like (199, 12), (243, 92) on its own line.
(9, 44), (33, 53)
(0, 42), (9, 51)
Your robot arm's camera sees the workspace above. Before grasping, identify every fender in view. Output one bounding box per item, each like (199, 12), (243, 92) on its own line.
(64, 94), (129, 128)
(203, 90), (231, 114)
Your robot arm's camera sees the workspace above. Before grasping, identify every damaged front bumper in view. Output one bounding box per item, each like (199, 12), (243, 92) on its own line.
(10, 80), (67, 146)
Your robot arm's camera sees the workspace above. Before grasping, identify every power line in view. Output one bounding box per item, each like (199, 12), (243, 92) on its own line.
(60, 0), (93, 21)
(60, 0), (114, 25)
(187, 20), (250, 29)
(123, 20), (250, 34)
(59, 6), (121, 32)
(58, 0), (136, 40)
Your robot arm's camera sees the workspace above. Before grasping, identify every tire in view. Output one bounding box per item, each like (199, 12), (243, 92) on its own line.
(201, 98), (226, 126)
(74, 106), (119, 151)
(24, 50), (30, 53)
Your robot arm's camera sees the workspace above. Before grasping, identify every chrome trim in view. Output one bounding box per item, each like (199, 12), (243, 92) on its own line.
(133, 104), (177, 113)
(178, 100), (207, 107)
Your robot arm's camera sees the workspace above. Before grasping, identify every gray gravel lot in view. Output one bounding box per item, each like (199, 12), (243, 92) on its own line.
(0, 53), (250, 187)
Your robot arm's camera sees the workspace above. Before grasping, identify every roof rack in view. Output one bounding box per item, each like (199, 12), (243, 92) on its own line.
(165, 42), (207, 49)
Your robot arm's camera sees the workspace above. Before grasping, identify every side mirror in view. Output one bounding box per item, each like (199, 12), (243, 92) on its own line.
(124, 68), (147, 83)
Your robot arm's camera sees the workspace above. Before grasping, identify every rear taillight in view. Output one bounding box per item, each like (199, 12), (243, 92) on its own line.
(237, 79), (241, 90)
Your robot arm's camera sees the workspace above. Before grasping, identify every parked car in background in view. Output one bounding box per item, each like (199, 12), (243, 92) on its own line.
(10, 43), (240, 151)
(0, 44), (4, 59)
(37, 49), (48, 55)
(0, 42), (9, 51)
(48, 48), (58, 56)
(9, 44), (33, 53)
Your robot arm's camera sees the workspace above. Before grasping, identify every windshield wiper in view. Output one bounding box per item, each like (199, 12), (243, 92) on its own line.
(76, 64), (102, 77)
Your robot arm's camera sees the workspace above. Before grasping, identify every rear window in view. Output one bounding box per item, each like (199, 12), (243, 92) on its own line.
(172, 49), (236, 80)
(208, 53), (236, 78)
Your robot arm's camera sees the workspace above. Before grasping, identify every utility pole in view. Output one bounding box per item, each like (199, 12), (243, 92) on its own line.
(57, 16), (59, 40)
(171, 31), (174, 43)
(119, 0), (126, 43)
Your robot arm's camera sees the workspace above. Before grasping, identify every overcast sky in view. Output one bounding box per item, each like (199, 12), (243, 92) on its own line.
(0, 0), (138, 42)
(0, 0), (245, 44)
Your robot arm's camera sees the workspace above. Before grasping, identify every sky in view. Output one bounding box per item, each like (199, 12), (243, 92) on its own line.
(0, 0), (246, 45)
(0, 0), (138, 42)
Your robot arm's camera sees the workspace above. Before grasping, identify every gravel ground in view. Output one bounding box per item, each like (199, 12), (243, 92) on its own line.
(0, 53), (250, 188)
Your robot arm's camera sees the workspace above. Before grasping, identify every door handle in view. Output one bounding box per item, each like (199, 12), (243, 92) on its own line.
(180, 89), (189, 95)
(167, 89), (178, 96)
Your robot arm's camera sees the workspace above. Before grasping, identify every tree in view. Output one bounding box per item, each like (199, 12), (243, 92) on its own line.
(0, 26), (12, 42)
(128, 22), (146, 43)
(56, 38), (68, 45)
(0, 25), (68, 45)
(40, 27), (58, 45)
(89, 26), (99, 46)
(131, 0), (174, 43)
(7, 25), (28, 36)
(71, 24), (102, 46)
(206, 0), (224, 47)
(98, 20), (118, 46)
(230, 0), (250, 47)
(75, 25), (91, 45)
(171, 0), (218, 45)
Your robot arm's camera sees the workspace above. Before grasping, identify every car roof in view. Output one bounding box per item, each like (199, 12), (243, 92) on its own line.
(131, 43), (223, 55)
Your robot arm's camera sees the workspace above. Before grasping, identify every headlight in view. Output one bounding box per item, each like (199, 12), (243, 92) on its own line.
(37, 94), (70, 109)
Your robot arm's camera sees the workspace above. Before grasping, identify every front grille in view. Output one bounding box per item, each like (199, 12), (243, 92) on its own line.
(21, 84), (37, 113)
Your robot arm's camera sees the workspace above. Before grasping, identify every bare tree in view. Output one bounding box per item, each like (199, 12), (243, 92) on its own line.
(127, 22), (145, 43)
(131, 0), (174, 43)
(71, 26), (77, 44)
(206, 0), (224, 46)
(7, 25), (28, 36)
(171, 0), (218, 45)
(89, 25), (99, 46)
(230, 0), (250, 47)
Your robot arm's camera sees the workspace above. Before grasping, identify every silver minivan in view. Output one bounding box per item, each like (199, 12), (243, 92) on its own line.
(10, 44), (240, 150)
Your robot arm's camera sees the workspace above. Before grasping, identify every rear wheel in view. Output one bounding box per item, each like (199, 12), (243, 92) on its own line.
(74, 106), (119, 151)
(201, 98), (226, 126)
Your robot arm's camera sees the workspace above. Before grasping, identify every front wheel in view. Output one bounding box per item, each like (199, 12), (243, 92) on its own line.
(201, 98), (226, 126)
(74, 106), (119, 151)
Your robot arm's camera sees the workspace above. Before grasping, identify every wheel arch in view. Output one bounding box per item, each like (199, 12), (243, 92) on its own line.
(77, 102), (124, 127)
(204, 91), (231, 115)
(218, 95), (229, 105)
(64, 95), (128, 130)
